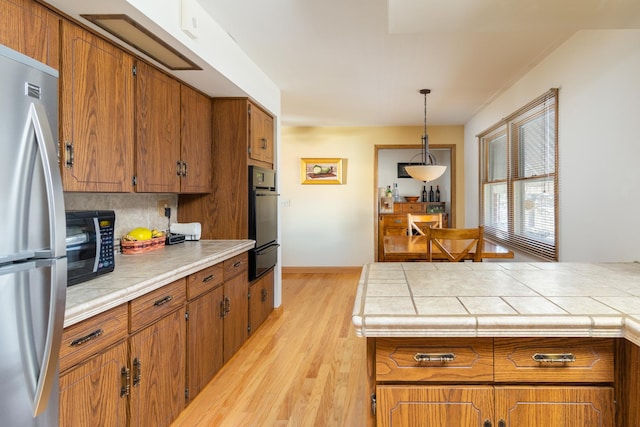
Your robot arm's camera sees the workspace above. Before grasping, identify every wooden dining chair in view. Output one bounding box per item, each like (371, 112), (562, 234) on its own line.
(425, 226), (485, 262)
(407, 213), (443, 236)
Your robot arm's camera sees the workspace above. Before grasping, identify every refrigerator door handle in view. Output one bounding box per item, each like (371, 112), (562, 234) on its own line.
(30, 258), (66, 417)
(28, 103), (66, 259)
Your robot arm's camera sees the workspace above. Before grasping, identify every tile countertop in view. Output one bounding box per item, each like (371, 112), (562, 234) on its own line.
(64, 240), (255, 327)
(352, 262), (640, 347)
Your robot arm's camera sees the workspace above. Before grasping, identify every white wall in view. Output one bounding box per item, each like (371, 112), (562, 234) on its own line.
(465, 30), (640, 262)
(280, 126), (464, 267)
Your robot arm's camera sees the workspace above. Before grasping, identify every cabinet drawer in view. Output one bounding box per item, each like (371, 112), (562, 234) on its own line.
(129, 278), (186, 332)
(59, 304), (128, 373)
(400, 203), (425, 213)
(376, 338), (494, 382)
(188, 263), (224, 300)
(494, 338), (614, 383)
(223, 252), (248, 280)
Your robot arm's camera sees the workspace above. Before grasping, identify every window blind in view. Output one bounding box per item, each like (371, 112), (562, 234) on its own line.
(479, 89), (558, 261)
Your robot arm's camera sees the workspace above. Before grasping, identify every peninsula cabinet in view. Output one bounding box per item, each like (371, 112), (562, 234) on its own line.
(129, 278), (186, 427)
(372, 337), (615, 427)
(0, 0), (59, 68)
(135, 61), (212, 193)
(59, 21), (135, 192)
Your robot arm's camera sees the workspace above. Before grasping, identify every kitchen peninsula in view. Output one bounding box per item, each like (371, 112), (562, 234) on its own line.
(353, 262), (640, 427)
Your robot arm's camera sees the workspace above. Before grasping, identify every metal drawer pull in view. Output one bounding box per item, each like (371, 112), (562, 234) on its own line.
(532, 353), (576, 363)
(203, 274), (215, 282)
(70, 328), (104, 346)
(233, 261), (242, 268)
(413, 352), (455, 363)
(153, 295), (173, 306)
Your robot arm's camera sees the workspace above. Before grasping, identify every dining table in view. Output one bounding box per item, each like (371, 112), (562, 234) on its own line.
(383, 234), (514, 261)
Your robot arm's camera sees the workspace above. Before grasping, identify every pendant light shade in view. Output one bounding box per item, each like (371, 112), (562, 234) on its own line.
(406, 89), (447, 182)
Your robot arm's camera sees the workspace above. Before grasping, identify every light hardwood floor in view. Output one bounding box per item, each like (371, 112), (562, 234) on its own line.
(170, 270), (370, 427)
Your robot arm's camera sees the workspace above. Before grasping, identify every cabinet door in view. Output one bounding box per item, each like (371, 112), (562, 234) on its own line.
(135, 61), (181, 192)
(249, 269), (274, 335)
(187, 286), (224, 402)
(0, 0), (59, 68)
(376, 385), (494, 427)
(249, 103), (274, 165)
(130, 308), (186, 427)
(60, 22), (134, 192)
(495, 386), (614, 427)
(223, 274), (249, 362)
(180, 85), (212, 193)
(59, 340), (128, 427)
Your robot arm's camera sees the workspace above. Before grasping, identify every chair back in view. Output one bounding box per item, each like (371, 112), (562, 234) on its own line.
(426, 226), (485, 262)
(407, 213), (443, 236)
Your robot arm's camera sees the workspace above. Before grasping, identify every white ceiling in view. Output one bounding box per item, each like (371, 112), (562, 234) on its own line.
(198, 0), (640, 126)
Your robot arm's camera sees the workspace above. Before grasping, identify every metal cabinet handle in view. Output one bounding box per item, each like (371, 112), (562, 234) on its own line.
(260, 137), (268, 149)
(220, 299), (226, 318)
(153, 295), (173, 306)
(65, 141), (74, 168)
(120, 366), (130, 397)
(132, 358), (141, 387)
(203, 274), (215, 283)
(225, 296), (231, 315)
(233, 261), (242, 268)
(413, 352), (456, 363)
(532, 353), (576, 363)
(70, 328), (104, 347)
(182, 161), (188, 177)
(261, 288), (268, 302)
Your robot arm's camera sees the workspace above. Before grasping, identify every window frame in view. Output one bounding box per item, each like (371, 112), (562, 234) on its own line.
(478, 88), (559, 261)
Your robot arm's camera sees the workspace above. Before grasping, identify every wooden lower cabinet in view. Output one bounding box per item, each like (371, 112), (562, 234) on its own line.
(249, 268), (274, 335)
(59, 340), (128, 427)
(495, 386), (614, 426)
(376, 385), (494, 427)
(371, 337), (616, 426)
(129, 307), (186, 427)
(187, 285), (224, 402)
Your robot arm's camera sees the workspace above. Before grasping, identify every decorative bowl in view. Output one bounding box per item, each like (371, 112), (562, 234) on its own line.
(404, 196), (420, 202)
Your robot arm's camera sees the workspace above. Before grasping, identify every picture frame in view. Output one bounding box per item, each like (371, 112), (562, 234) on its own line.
(397, 162), (413, 178)
(300, 158), (345, 184)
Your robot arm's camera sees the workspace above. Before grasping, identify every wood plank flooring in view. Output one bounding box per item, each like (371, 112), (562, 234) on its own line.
(170, 270), (370, 427)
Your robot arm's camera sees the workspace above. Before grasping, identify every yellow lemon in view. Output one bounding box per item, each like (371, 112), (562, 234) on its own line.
(128, 227), (153, 241)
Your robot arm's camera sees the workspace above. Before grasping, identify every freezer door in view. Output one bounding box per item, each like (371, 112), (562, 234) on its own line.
(0, 257), (66, 425)
(0, 44), (64, 263)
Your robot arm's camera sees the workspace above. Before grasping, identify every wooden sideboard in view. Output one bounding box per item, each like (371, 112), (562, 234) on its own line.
(377, 202), (448, 261)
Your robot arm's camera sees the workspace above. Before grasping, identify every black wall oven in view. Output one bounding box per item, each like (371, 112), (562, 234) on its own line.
(248, 166), (279, 280)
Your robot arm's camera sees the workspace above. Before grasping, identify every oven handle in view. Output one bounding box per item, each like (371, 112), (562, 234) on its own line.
(255, 192), (280, 197)
(256, 243), (280, 255)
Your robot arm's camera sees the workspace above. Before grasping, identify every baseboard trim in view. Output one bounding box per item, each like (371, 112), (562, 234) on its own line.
(281, 266), (363, 274)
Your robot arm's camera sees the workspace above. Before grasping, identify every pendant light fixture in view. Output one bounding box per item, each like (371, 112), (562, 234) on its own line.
(405, 89), (447, 182)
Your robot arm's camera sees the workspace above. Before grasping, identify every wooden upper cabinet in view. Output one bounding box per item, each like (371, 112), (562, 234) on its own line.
(0, 0), (59, 68)
(59, 21), (134, 192)
(135, 61), (181, 193)
(249, 102), (274, 166)
(180, 85), (212, 193)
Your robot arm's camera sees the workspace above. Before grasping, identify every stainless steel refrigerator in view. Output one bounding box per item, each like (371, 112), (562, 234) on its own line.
(0, 44), (66, 426)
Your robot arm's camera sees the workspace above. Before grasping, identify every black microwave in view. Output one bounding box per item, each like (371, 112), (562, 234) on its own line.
(65, 210), (115, 286)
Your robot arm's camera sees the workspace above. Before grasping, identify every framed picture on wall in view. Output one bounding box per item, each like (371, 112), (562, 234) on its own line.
(397, 163), (413, 178)
(300, 158), (345, 184)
